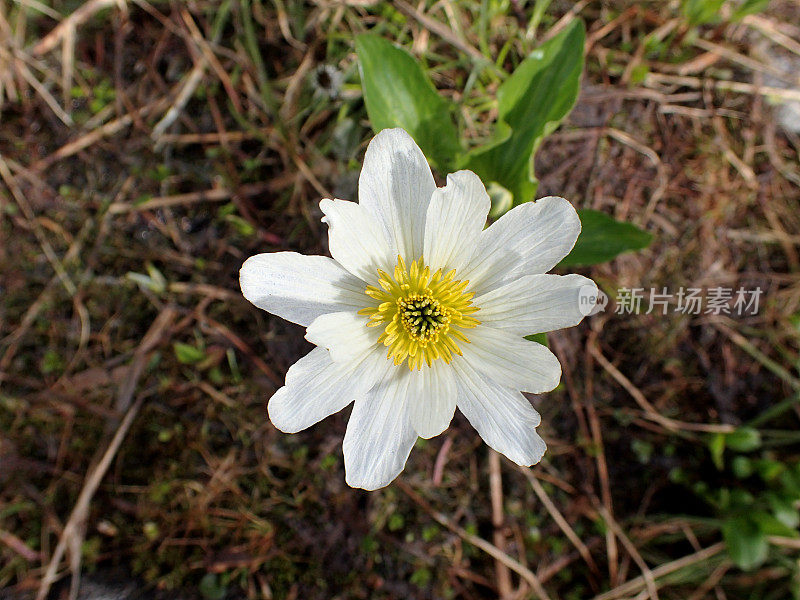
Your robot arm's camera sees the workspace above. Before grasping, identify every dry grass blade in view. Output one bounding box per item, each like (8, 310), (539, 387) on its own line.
(0, 156), (76, 295)
(488, 450), (513, 598)
(518, 467), (599, 575)
(714, 321), (800, 392)
(645, 72), (800, 102)
(31, 96), (172, 170)
(589, 343), (736, 434)
(35, 307), (177, 600)
(743, 14), (800, 57)
(151, 11), (211, 140)
(397, 480), (554, 600)
(394, 0), (486, 63)
(605, 128), (668, 221)
(32, 0), (127, 55)
(14, 53), (73, 125)
(2, 1), (798, 597)
(593, 504), (659, 600)
(591, 543), (726, 600)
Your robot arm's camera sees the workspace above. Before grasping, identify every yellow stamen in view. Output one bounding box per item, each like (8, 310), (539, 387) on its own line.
(362, 255), (480, 370)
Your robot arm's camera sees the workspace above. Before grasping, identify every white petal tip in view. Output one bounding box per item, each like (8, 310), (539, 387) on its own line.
(267, 388), (306, 434)
(344, 472), (392, 491)
(501, 432), (547, 467)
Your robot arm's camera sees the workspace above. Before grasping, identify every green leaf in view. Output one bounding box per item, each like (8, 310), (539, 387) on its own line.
(752, 510), (799, 538)
(731, 0), (770, 21)
(525, 333), (549, 347)
(765, 492), (800, 530)
(463, 19), (585, 205)
(355, 34), (461, 171)
(709, 432), (727, 471)
(682, 0), (726, 25)
(558, 209), (653, 267)
(732, 455), (753, 479)
(722, 514), (768, 570)
(756, 459), (785, 482)
(198, 573), (227, 600)
(486, 181), (513, 218)
(726, 427), (762, 452)
(173, 342), (205, 365)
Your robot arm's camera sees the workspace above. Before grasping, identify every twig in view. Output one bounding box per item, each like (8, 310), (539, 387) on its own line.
(13, 53), (73, 125)
(151, 55), (208, 140)
(692, 37), (791, 81)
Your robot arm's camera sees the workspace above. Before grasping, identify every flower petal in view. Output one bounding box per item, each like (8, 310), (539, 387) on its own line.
(453, 360), (547, 466)
(240, 252), (367, 326)
(407, 361), (457, 439)
(305, 311), (380, 363)
(475, 274), (596, 336)
(460, 326), (561, 394)
(320, 198), (393, 285)
(268, 348), (356, 433)
(268, 346), (392, 433)
(459, 196), (581, 296)
(423, 170), (490, 273)
(343, 370), (418, 490)
(358, 128), (436, 261)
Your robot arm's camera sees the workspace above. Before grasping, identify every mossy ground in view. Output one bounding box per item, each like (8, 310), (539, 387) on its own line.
(1, 1), (799, 598)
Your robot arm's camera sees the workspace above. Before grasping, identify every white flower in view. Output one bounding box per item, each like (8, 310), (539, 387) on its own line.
(240, 128), (596, 490)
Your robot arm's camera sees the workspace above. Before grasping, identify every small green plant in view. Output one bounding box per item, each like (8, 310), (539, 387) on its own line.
(695, 429), (800, 571)
(355, 21), (652, 268)
(681, 0), (770, 26)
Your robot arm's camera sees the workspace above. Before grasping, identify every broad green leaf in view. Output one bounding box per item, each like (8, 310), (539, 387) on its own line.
(355, 34), (461, 171)
(463, 19), (585, 206)
(558, 209), (653, 267)
(722, 514), (768, 570)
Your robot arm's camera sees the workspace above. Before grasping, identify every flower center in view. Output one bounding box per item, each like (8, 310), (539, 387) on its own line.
(359, 256), (480, 370)
(398, 294), (449, 340)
